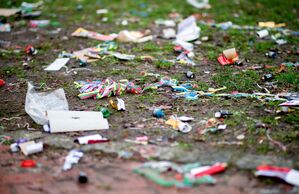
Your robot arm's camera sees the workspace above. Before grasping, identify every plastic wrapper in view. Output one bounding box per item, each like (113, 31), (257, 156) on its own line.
(25, 82), (69, 125)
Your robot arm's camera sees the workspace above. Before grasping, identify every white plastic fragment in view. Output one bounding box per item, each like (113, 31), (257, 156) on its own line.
(174, 39), (194, 51)
(43, 124), (50, 132)
(256, 29), (269, 38)
(19, 141), (43, 156)
(178, 116), (194, 122)
(44, 58), (70, 71)
(107, 52), (135, 60)
(155, 19), (176, 27)
(275, 39), (287, 45)
(117, 98), (126, 111)
(96, 9), (108, 14)
(187, 0), (211, 9)
(75, 134), (103, 145)
(279, 99), (299, 106)
(162, 28), (176, 39)
(62, 149), (84, 171)
(217, 124), (227, 130)
(10, 143), (19, 152)
(178, 122), (192, 133)
(285, 169), (299, 186)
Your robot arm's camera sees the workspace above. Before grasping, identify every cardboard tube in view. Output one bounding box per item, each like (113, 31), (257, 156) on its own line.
(257, 29), (269, 38)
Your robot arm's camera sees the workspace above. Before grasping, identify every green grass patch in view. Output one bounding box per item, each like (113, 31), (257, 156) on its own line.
(154, 60), (174, 69)
(212, 67), (259, 92)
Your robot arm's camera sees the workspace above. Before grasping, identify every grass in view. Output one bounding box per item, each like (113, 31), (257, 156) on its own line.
(276, 68), (299, 91)
(212, 67), (259, 92)
(0, 66), (25, 78)
(154, 60), (174, 69)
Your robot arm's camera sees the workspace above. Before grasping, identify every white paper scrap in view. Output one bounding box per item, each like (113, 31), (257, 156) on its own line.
(44, 58), (70, 71)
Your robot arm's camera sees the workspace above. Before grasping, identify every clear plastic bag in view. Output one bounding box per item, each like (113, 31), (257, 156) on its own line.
(25, 82), (69, 125)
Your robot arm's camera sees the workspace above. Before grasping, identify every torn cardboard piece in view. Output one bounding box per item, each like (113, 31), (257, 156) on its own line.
(0, 8), (20, 17)
(44, 58), (70, 71)
(47, 110), (109, 133)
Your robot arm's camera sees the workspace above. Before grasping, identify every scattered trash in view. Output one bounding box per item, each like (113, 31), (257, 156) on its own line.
(266, 51), (277, 58)
(214, 110), (233, 118)
(75, 78), (142, 100)
(0, 8), (20, 17)
(63, 149), (84, 171)
(185, 71), (195, 79)
(0, 79), (5, 87)
(153, 108), (165, 118)
(176, 15), (200, 42)
(99, 107), (111, 118)
(78, 172), (88, 184)
(162, 28), (176, 39)
(76, 4), (83, 11)
(25, 45), (38, 55)
(117, 30), (153, 43)
(187, 0), (211, 9)
(29, 20), (49, 28)
(133, 161), (225, 187)
(107, 52), (135, 60)
(71, 27), (117, 41)
(217, 124), (227, 130)
(166, 116), (192, 133)
(0, 23), (11, 32)
(47, 110), (109, 133)
(236, 134), (245, 140)
(19, 141), (43, 156)
(255, 165), (299, 186)
(256, 29), (269, 38)
(258, 21), (286, 28)
(279, 100), (299, 106)
(271, 35), (288, 45)
(155, 19), (176, 27)
(262, 73), (274, 81)
(189, 163), (227, 178)
(25, 82), (69, 125)
(178, 116), (194, 122)
(217, 48), (239, 65)
(20, 160), (37, 168)
(96, 9), (108, 15)
(125, 136), (149, 145)
(44, 58), (70, 71)
(74, 134), (109, 144)
(110, 98), (125, 111)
